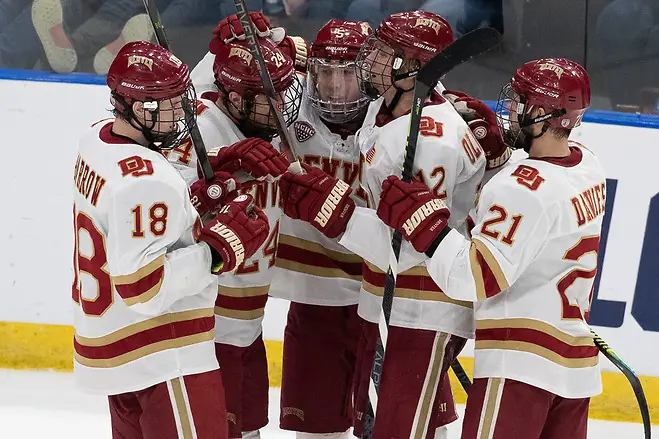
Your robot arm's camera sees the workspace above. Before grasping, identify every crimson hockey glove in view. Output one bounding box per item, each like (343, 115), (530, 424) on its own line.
(444, 90), (511, 170)
(214, 12), (274, 43)
(198, 194), (270, 274)
(279, 163), (355, 239)
(278, 36), (309, 73)
(199, 138), (290, 181)
(377, 176), (451, 254)
(189, 171), (239, 216)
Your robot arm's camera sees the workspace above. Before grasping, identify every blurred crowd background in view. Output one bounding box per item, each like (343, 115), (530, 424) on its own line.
(2, 0), (659, 115)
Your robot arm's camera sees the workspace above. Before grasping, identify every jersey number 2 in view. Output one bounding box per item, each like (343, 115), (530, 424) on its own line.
(558, 235), (600, 320)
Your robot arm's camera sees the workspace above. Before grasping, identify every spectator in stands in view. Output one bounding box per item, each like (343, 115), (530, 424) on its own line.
(0, 0), (43, 70)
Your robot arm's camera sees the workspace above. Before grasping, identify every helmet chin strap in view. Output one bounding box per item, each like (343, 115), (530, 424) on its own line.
(515, 107), (567, 152)
(386, 58), (417, 114)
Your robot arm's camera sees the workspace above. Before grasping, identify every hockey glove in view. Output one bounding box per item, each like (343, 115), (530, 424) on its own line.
(198, 194), (270, 274)
(189, 171), (239, 216)
(279, 163), (355, 239)
(377, 176), (451, 254)
(278, 36), (309, 73)
(214, 12), (281, 43)
(444, 90), (511, 170)
(198, 138), (290, 181)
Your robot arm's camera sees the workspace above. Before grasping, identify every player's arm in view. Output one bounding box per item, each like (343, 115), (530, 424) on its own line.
(426, 178), (549, 302)
(106, 178), (216, 316)
(377, 173), (549, 302)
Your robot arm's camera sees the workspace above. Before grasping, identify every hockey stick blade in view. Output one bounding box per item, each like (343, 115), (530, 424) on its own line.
(361, 28), (498, 439)
(233, 0), (300, 163)
(142, 0), (215, 182)
(592, 330), (652, 439)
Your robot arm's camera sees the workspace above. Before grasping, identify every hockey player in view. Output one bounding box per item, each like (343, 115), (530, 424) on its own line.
(72, 41), (271, 439)
(268, 19), (372, 439)
(278, 11), (508, 439)
(376, 58), (604, 439)
(165, 24), (305, 438)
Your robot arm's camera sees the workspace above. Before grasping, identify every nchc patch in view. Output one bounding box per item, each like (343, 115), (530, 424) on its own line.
(294, 121), (316, 142)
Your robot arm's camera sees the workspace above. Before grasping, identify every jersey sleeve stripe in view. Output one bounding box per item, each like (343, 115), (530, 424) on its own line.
(469, 239), (509, 300)
(112, 255), (166, 305)
(215, 294), (268, 313)
(217, 285), (270, 298)
(214, 307), (265, 320)
(74, 311), (214, 368)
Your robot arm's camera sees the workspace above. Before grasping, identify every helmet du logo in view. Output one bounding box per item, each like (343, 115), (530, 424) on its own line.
(538, 63), (564, 79)
(229, 47), (253, 65)
(127, 55), (153, 70)
(360, 22), (372, 35)
(415, 18), (441, 35)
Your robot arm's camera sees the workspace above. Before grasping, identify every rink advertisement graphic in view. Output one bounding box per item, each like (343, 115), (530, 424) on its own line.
(1, 73), (659, 425)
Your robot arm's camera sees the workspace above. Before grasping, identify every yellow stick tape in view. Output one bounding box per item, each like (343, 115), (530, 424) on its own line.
(1, 322), (656, 424)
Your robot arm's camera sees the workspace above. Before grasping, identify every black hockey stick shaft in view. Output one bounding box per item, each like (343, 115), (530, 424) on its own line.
(361, 27), (501, 439)
(142, 0), (215, 182)
(233, 0), (300, 163)
(591, 329), (651, 439)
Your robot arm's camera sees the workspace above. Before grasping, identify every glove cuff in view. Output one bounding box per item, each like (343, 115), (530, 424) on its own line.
(424, 226), (452, 258)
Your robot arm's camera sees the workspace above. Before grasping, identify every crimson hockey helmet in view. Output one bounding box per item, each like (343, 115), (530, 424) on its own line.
(308, 19), (372, 124)
(211, 38), (302, 139)
(356, 11), (453, 100)
(496, 58), (591, 149)
(107, 41), (196, 150)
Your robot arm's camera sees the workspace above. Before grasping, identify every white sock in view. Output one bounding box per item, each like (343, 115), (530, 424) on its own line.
(434, 426), (448, 439)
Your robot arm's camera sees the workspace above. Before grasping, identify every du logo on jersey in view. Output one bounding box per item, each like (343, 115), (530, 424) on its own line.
(294, 121), (316, 142)
(127, 55), (153, 70)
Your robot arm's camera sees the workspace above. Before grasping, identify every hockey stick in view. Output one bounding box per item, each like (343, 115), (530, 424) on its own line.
(232, 0), (301, 164)
(142, 0), (215, 182)
(361, 27), (502, 439)
(591, 330), (651, 438)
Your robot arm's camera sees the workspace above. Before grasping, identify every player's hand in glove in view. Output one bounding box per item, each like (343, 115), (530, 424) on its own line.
(443, 89), (511, 170)
(199, 138), (290, 181)
(279, 163), (355, 238)
(278, 35), (309, 73)
(198, 194), (270, 274)
(189, 171), (239, 216)
(377, 176), (451, 254)
(211, 13), (308, 72)
(214, 12), (283, 43)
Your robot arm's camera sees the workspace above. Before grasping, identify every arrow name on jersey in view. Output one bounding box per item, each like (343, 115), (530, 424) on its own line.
(571, 182), (606, 227)
(302, 154), (368, 205)
(73, 154), (107, 207)
(241, 180), (280, 210)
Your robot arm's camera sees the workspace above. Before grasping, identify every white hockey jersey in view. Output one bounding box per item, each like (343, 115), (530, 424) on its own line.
(165, 97), (280, 348)
(72, 120), (218, 395)
(269, 96), (367, 306)
(339, 94), (485, 338)
(426, 142), (605, 399)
